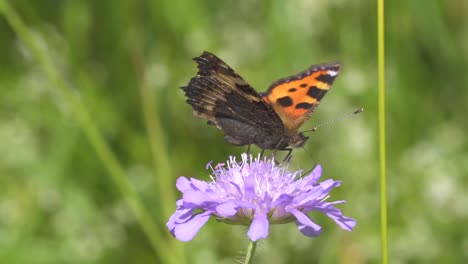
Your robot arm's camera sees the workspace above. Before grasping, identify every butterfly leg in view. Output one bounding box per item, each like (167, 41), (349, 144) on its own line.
(259, 148), (265, 158)
(282, 148), (293, 163)
(270, 149), (279, 164)
(271, 138), (287, 164)
(246, 144), (251, 155)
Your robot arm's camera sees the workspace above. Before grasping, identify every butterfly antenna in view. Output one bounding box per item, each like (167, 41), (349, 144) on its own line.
(304, 107), (364, 133)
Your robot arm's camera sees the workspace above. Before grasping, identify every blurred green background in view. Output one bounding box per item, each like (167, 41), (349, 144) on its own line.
(0, 0), (467, 263)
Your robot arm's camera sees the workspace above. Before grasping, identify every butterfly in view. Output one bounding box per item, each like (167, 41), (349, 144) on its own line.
(182, 51), (340, 155)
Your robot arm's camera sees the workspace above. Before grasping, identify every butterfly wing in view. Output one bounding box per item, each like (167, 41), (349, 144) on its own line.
(182, 52), (284, 148)
(263, 62), (341, 132)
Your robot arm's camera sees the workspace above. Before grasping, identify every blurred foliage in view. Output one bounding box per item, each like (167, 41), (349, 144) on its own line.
(0, 0), (467, 263)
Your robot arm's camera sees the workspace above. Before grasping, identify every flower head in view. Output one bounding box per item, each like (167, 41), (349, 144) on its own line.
(167, 154), (356, 242)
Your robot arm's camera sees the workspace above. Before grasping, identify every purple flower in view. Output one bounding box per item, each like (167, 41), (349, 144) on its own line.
(167, 154), (356, 242)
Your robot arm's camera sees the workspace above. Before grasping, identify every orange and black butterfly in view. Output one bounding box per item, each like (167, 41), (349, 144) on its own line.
(182, 51), (340, 153)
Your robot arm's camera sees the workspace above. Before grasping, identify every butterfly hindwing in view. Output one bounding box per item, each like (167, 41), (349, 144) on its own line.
(263, 63), (341, 132)
(182, 52), (285, 149)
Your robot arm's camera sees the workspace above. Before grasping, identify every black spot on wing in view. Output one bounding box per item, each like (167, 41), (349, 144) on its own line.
(316, 74), (334, 84)
(300, 83), (308, 88)
(288, 88), (297, 92)
(307, 86), (327, 100)
(277, 96), (293, 107)
(295, 102), (313, 109)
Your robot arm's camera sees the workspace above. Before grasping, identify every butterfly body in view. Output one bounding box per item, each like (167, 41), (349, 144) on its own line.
(182, 52), (340, 151)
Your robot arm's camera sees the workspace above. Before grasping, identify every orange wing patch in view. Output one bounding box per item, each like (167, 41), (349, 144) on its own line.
(263, 63), (341, 132)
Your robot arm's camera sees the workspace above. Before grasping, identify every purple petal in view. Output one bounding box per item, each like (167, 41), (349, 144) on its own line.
(228, 181), (243, 197)
(324, 200), (346, 206)
(189, 178), (211, 191)
(290, 209), (322, 236)
(319, 179), (341, 192)
(323, 207), (357, 231)
(182, 190), (216, 205)
(262, 193), (273, 212)
(247, 212), (269, 241)
(232, 200), (255, 208)
(293, 187), (326, 207)
(330, 215), (356, 231)
(216, 201), (238, 216)
(214, 199), (255, 217)
(243, 173), (256, 200)
(172, 211), (212, 242)
(270, 196), (291, 219)
(167, 208), (193, 227)
(176, 177), (191, 192)
(166, 212), (179, 233)
(303, 165), (322, 183)
(271, 194), (294, 208)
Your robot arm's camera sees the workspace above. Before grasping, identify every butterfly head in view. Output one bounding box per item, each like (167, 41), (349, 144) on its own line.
(288, 132), (309, 148)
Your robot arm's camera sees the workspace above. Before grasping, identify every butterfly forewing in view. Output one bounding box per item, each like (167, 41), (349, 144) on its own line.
(263, 63), (341, 132)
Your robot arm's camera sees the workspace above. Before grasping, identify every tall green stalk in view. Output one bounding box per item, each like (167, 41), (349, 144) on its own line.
(377, 0), (388, 263)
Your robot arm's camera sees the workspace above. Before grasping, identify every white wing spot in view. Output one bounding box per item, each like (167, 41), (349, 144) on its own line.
(328, 70), (338, 77)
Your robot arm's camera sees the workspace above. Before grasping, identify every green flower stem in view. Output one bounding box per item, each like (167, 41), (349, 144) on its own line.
(0, 2), (171, 263)
(377, 0), (388, 263)
(244, 240), (258, 264)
